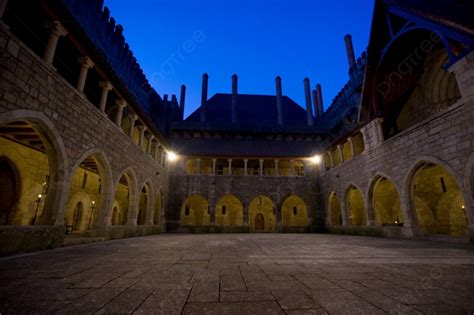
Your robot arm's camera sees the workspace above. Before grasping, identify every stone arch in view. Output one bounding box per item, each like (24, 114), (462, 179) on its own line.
(64, 191), (93, 232)
(64, 149), (113, 230)
(249, 195), (276, 232)
(463, 153), (474, 229)
(281, 195), (308, 228)
(345, 183), (367, 226)
(137, 179), (154, 225)
(181, 194), (210, 226)
(328, 192), (342, 226)
(111, 200), (121, 225)
(367, 173), (403, 226)
(215, 194), (244, 227)
(113, 167), (138, 225)
(0, 110), (68, 225)
(405, 156), (468, 236)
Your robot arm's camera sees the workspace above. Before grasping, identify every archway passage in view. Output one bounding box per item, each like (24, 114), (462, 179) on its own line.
(0, 121), (52, 225)
(137, 185), (150, 225)
(411, 163), (468, 236)
(112, 173), (133, 225)
(181, 195), (210, 226)
(64, 155), (104, 233)
(281, 195), (308, 227)
(153, 190), (162, 225)
(329, 192), (342, 226)
(249, 195), (276, 232)
(215, 194), (243, 227)
(347, 187), (367, 226)
(372, 177), (403, 225)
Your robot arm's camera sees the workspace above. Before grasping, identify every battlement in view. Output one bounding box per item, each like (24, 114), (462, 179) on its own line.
(62, 0), (162, 117)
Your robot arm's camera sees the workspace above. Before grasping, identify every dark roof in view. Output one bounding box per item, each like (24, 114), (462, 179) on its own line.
(185, 93), (309, 128)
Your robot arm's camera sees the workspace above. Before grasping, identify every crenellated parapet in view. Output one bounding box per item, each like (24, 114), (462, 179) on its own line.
(61, 0), (162, 123)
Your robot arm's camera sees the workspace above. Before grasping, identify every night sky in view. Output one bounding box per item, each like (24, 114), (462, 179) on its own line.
(104, 0), (374, 118)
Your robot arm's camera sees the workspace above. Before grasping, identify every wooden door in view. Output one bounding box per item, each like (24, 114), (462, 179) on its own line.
(255, 213), (264, 231)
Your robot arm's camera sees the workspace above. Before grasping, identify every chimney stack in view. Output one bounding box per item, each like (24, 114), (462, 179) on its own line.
(344, 34), (356, 70)
(200, 73), (208, 123)
(179, 84), (186, 115)
(316, 84), (324, 118)
(275, 76), (283, 125)
(312, 89), (320, 120)
(304, 77), (314, 126)
(231, 74), (238, 124)
(171, 94), (177, 105)
(163, 94), (168, 103)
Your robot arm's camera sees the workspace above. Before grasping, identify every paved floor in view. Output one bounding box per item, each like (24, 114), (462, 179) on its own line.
(0, 234), (473, 314)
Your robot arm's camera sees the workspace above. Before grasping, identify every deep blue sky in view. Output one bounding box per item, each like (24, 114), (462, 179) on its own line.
(104, 0), (374, 118)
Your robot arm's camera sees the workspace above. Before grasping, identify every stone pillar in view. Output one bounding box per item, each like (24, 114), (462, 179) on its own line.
(196, 158), (201, 175)
(275, 159), (279, 176)
(148, 135), (154, 154)
(259, 159), (264, 176)
(228, 159), (232, 175)
(200, 73), (208, 123)
(129, 114), (138, 138)
(290, 160), (295, 176)
(0, 0), (8, 19)
(76, 57), (94, 92)
(344, 34), (356, 70)
(275, 76), (283, 125)
(448, 51), (474, 101)
(337, 145), (344, 163)
(244, 159), (248, 176)
(43, 21), (67, 65)
(212, 159), (216, 175)
(138, 125), (147, 147)
(154, 144), (160, 160)
(243, 204), (249, 227)
(160, 150), (165, 165)
(115, 100), (126, 127)
(303, 77), (314, 126)
(348, 137), (355, 157)
(374, 118), (384, 144)
(231, 74), (238, 124)
(329, 152), (334, 168)
(98, 81), (113, 112)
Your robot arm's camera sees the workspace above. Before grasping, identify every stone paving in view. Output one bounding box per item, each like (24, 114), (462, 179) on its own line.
(0, 234), (473, 314)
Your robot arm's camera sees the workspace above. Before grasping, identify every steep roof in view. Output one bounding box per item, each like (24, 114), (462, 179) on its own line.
(185, 93), (309, 128)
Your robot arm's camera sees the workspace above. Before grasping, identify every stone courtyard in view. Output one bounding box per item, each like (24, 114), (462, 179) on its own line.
(0, 234), (473, 314)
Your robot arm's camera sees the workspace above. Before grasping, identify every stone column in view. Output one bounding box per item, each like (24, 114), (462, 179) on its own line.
(129, 114), (138, 138)
(138, 125), (147, 147)
(76, 57), (94, 92)
(329, 152), (334, 168)
(154, 144), (160, 160)
(115, 100), (127, 127)
(148, 135), (154, 154)
(0, 0), (8, 19)
(98, 81), (113, 112)
(212, 159), (216, 175)
(374, 118), (384, 144)
(259, 159), (264, 176)
(228, 159), (232, 175)
(290, 160), (295, 176)
(274, 159), (279, 176)
(243, 204), (249, 227)
(347, 137), (355, 157)
(196, 158), (201, 175)
(303, 77), (314, 126)
(244, 159), (248, 176)
(43, 21), (67, 65)
(337, 145), (344, 163)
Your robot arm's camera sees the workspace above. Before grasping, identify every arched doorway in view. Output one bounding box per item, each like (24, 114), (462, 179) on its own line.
(346, 186), (366, 226)
(371, 176), (403, 226)
(65, 153), (110, 232)
(181, 195), (210, 226)
(112, 170), (136, 225)
(249, 195), (276, 232)
(410, 163), (468, 236)
(71, 202), (83, 232)
(281, 195), (308, 227)
(215, 194), (243, 227)
(329, 192), (342, 226)
(0, 157), (20, 225)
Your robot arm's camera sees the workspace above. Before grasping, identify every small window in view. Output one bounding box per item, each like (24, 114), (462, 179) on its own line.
(185, 205), (190, 216)
(222, 205), (226, 215)
(293, 206), (297, 215)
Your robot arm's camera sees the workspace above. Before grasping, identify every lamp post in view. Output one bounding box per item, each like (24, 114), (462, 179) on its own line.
(87, 200), (95, 230)
(32, 194), (43, 225)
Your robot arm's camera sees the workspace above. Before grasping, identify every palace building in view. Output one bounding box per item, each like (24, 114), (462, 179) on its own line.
(0, 0), (473, 255)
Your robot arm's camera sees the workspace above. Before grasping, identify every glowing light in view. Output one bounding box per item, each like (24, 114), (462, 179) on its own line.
(310, 154), (322, 164)
(167, 151), (178, 162)
(92, 201), (95, 205)
(38, 194), (42, 199)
